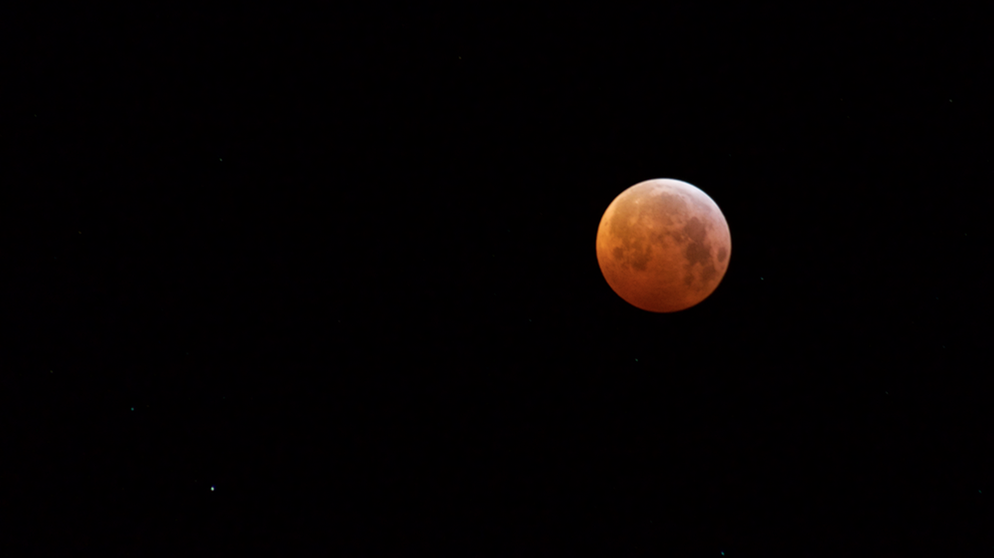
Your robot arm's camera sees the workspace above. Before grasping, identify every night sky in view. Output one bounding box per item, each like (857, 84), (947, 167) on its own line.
(6, 4), (993, 555)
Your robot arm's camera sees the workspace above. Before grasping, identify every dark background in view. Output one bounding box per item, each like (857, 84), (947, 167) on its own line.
(4, 3), (992, 555)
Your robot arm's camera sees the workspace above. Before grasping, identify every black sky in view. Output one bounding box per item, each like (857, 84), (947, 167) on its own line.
(5, 4), (993, 556)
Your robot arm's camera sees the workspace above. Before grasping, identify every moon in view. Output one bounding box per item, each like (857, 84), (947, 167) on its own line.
(596, 178), (731, 313)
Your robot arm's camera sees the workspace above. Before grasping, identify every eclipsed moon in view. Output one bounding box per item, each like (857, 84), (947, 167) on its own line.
(596, 178), (731, 313)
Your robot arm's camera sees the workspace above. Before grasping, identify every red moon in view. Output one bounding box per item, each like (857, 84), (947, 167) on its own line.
(596, 178), (731, 313)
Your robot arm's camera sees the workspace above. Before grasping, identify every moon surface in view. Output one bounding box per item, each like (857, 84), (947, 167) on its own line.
(596, 178), (731, 313)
